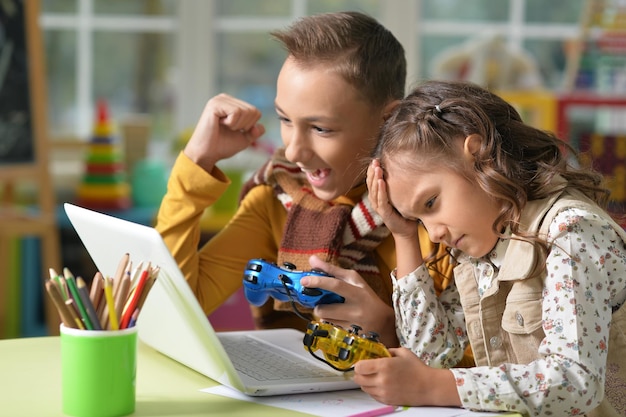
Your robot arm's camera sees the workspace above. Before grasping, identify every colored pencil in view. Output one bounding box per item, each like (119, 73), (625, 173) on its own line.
(114, 271), (131, 326)
(130, 261), (144, 288)
(93, 272), (109, 323)
(64, 268), (94, 330)
(127, 309), (139, 328)
(45, 279), (75, 328)
(77, 277), (102, 330)
(136, 272), (157, 312)
(49, 267), (68, 300)
(120, 263), (150, 329)
(112, 253), (130, 298)
(89, 270), (104, 310)
(104, 277), (119, 330)
(45, 254), (157, 332)
(65, 299), (85, 330)
(346, 406), (398, 417)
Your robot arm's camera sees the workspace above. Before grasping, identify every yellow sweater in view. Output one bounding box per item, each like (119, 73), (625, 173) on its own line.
(156, 152), (454, 326)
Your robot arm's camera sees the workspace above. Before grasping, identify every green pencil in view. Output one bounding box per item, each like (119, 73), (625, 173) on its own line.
(64, 268), (94, 330)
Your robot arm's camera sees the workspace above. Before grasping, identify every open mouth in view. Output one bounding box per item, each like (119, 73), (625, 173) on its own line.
(302, 168), (331, 186)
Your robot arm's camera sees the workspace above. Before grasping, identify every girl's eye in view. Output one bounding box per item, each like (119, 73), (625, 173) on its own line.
(277, 115), (291, 124)
(425, 196), (437, 210)
(393, 207), (419, 224)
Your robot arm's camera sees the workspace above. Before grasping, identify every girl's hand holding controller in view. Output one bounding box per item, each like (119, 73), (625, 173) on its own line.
(353, 347), (457, 408)
(303, 255), (399, 347)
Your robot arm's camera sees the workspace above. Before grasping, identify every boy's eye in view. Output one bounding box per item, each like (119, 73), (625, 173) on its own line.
(277, 115), (291, 124)
(425, 196), (436, 209)
(313, 125), (331, 134)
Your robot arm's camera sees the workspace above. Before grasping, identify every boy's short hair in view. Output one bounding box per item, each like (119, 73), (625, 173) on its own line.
(271, 11), (406, 109)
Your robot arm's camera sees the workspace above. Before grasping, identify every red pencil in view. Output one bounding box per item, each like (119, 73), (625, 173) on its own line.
(119, 263), (150, 329)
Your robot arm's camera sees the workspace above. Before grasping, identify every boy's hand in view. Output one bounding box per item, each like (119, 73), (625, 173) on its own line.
(301, 255), (398, 347)
(184, 93), (266, 172)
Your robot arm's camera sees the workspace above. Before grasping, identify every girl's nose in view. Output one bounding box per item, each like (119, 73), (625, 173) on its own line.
(424, 222), (446, 244)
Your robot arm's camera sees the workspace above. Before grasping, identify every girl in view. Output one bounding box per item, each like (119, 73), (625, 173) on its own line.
(358, 80), (626, 416)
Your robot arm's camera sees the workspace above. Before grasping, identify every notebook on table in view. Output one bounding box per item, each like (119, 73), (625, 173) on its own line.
(63, 203), (358, 396)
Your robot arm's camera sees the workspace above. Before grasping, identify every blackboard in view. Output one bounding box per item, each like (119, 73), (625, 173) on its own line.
(0, 0), (43, 169)
(0, 0), (60, 337)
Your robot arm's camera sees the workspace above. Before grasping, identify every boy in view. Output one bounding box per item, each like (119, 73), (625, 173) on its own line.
(156, 11), (454, 349)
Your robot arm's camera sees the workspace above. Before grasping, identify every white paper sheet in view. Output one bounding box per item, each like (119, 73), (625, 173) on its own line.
(202, 385), (510, 417)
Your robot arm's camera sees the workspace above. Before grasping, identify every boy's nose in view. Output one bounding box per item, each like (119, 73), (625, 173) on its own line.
(284, 130), (312, 163)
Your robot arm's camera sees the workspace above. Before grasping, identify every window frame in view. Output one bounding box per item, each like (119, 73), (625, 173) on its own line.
(40, 0), (583, 140)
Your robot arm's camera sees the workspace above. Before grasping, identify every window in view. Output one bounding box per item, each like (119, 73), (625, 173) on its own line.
(41, 0), (176, 143)
(417, 0), (584, 89)
(41, 0), (587, 152)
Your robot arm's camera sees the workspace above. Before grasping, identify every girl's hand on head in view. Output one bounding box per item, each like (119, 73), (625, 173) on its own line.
(353, 348), (461, 407)
(301, 255), (398, 347)
(184, 93), (266, 172)
(367, 160), (418, 240)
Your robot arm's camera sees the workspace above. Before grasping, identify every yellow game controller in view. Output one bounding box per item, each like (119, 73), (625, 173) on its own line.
(303, 320), (390, 371)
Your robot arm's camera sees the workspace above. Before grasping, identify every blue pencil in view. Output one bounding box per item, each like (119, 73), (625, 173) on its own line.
(77, 277), (102, 330)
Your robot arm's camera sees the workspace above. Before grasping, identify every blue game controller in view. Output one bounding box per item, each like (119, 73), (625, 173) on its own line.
(242, 259), (345, 308)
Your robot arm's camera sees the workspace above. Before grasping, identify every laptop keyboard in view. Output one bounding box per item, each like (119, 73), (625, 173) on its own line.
(220, 336), (338, 381)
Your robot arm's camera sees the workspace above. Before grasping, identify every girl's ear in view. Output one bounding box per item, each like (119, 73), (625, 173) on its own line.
(463, 134), (482, 160)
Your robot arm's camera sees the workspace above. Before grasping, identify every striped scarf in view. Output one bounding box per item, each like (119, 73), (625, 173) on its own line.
(239, 148), (391, 327)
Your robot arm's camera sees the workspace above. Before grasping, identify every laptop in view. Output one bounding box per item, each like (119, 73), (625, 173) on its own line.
(63, 203), (358, 396)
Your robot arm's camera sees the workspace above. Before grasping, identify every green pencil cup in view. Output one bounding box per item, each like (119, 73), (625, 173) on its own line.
(60, 325), (138, 417)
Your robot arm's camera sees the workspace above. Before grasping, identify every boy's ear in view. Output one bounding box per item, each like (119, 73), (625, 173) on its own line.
(382, 99), (401, 121)
(463, 134), (482, 159)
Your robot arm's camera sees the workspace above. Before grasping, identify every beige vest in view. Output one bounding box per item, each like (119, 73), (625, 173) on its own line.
(454, 188), (626, 417)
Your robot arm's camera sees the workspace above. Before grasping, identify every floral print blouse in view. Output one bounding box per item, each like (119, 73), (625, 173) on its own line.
(392, 207), (626, 416)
